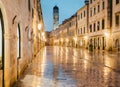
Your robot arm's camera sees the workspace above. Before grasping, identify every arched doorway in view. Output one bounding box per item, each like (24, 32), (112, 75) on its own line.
(0, 9), (4, 87)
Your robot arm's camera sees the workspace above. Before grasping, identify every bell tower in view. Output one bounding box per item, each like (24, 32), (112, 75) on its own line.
(85, 0), (89, 5)
(53, 6), (59, 30)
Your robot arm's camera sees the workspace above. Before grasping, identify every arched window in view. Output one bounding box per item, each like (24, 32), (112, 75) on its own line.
(0, 10), (4, 69)
(17, 24), (21, 59)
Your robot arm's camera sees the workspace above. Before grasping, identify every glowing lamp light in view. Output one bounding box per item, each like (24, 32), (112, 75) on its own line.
(42, 32), (45, 36)
(74, 37), (77, 41)
(66, 38), (69, 42)
(105, 32), (109, 37)
(38, 23), (42, 30)
(84, 36), (88, 39)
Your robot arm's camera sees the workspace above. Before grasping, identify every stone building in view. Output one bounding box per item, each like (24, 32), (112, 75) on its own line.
(112, 0), (120, 51)
(53, 14), (77, 47)
(77, 3), (89, 48)
(67, 14), (77, 47)
(51, 0), (120, 52)
(88, 0), (112, 51)
(0, 0), (45, 87)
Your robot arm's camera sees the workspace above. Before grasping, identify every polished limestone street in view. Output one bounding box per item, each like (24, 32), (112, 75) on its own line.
(14, 46), (120, 87)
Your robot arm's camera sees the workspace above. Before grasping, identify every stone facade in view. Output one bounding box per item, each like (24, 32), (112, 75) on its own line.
(0, 0), (45, 87)
(77, 5), (88, 48)
(52, 0), (120, 52)
(88, 0), (112, 51)
(112, 0), (120, 51)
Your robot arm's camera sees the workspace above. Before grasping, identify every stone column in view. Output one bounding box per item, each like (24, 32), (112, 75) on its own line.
(4, 34), (11, 87)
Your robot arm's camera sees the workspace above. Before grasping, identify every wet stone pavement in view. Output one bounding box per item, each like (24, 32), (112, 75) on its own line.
(14, 46), (120, 87)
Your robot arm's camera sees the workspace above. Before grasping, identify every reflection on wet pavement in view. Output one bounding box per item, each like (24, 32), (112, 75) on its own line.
(14, 46), (120, 87)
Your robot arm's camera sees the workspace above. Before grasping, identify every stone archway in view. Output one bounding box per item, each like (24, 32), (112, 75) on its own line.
(0, 8), (4, 87)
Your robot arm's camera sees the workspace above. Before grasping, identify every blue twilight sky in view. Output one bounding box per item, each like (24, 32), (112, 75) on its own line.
(41, 0), (84, 31)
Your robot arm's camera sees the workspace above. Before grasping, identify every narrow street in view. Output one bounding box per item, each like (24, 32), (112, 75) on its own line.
(14, 46), (120, 87)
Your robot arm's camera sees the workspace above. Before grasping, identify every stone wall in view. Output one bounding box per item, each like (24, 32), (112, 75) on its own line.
(0, 0), (44, 87)
(0, 70), (2, 87)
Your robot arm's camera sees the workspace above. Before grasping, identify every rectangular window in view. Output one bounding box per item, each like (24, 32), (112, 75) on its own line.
(32, 8), (34, 18)
(102, 19), (105, 29)
(28, 0), (31, 11)
(90, 9), (92, 17)
(94, 23), (96, 32)
(70, 22), (71, 27)
(84, 27), (85, 33)
(79, 29), (80, 34)
(97, 21), (100, 30)
(116, 15), (119, 26)
(98, 4), (100, 12)
(90, 25), (92, 32)
(81, 13), (82, 19)
(84, 10), (86, 17)
(78, 15), (80, 20)
(90, 0), (92, 4)
(94, 7), (96, 15)
(102, 1), (105, 10)
(116, 0), (119, 4)
(81, 28), (82, 34)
